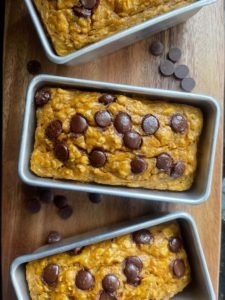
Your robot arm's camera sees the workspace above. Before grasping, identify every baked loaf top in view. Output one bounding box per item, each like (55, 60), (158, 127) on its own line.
(33, 0), (194, 55)
(26, 222), (191, 300)
(31, 88), (203, 191)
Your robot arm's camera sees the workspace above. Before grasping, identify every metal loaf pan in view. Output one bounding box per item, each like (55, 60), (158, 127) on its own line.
(10, 212), (215, 300)
(18, 75), (220, 204)
(24, 0), (216, 65)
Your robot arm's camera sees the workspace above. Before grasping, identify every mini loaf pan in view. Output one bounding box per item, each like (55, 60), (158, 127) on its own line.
(10, 212), (215, 300)
(18, 75), (220, 204)
(24, 0), (216, 65)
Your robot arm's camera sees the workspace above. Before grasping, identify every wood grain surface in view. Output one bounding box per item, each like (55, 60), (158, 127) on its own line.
(2, 1), (224, 299)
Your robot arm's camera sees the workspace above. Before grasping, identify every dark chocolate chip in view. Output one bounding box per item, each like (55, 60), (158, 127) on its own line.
(94, 111), (112, 128)
(123, 264), (141, 286)
(72, 6), (92, 18)
(47, 231), (61, 244)
(172, 259), (185, 278)
(89, 150), (107, 168)
(159, 60), (175, 76)
(168, 47), (182, 62)
(81, 0), (99, 9)
(168, 237), (183, 253)
(42, 264), (59, 286)
(156, 153), (173, 172)
(102, 274), (120, 293)
(170, 113), (188, 134)
(58, 205), (73, 220)
(150, 41), (164, 56)
(35, 90), (51, 107)
(181, 77), (196, 92)
(131, 157), (147, 174)
(174, 64), (189, 80)
(54, 142), (69, 162)
(68, 247), (84, 256)
(27, 60), (42, 75)
(142, 114), (159, 135)
(123, 131), (142, 150)
(114, 112), (132, 134)
(70, 114), (88, 134)
(75, 269), (95, 290)
(132, 229), (152, 244)
(99, 291), (118, 300)
(45, 120), (62, 140)
(54, 195), (67, 209)
(39, 189), (54, 203)
(125, 256), (143, 271)
(171, 161), (185, 178)
(98, 94), (116, 105)
(26, 197), (41, 214)
(88, 193), (102, 204)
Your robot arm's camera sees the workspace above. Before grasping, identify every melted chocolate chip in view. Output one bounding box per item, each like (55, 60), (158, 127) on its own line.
(102, 274), (120, 293)
(123, 131), (142, 150)
(70, 114), (88, 134)
(54, 142), (69, 162)
(99, 291), (118, 300)
(42, 264), (59, 286)
(98, 94), (116, 105)
(81, 0), (99, 9)
(35, 90), (51, 107)
(75, 269), (95, 290)
(68, 247), (84, 256)
(131, 157), (147, 174)
(72, 6), (92, 18)
(168, 237), (183, 253)
(94, 111), (112, 128)
(170, 113), (188, 134)
(89, 149), (107, 168)
(156, 153), (173, 172)
(171, 161), (185, 178)
(125, 256), (143, 271)
(114, 112), (132, 133)
(123, 264), (141, 286)
(45, 120), (62, 139)
(47, 231), (61, 244)
(142, 114), (159, 135)
(132, 229), (152, 244)
(172, 259), (185, 278)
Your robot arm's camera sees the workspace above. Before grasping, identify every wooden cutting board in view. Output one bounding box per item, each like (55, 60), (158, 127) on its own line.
(2, 0), (224, 299)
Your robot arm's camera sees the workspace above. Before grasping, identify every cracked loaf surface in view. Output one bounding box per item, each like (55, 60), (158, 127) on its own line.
(33, 0), (194, 56)
(26, 222), (191, 300)
(30, 87), (203, 191)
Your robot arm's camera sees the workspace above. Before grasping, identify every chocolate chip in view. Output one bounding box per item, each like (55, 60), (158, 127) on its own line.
(114, 112), (132, 133)
(171, 161), (185, 178)
(42, 264), (59, 286)
(98, 94), (116, 105)
(168, 47), (182, 62)
(132, 229), (152, 244)
(58, 205), (73, 219)
(81, 0), (99, 9)
(45, 120), (62, 140)
(131, 157), (147, 174)
(123, 264), (141, 286)
(26, 197), (41, 214)
(125, 256), (143, 271)
(174, 64), (189, 80)
(150, 41), (164, 56)
(54, 195), (67, 209)
(88, 193), (102, 204)
(102, 274), (120, 293)
(172, 259), (185, 278)
(54, 142), (69, 162)
(99, 291), (118, 300)
(72, 6), (92, 18)
(168, 237), (183, 253)
(27, 60), (41, 75)
(47, 231), (61, 244)
(181, 77), (196, 92)
(156, 153), (173, 172)
(123, 131), (142, 150)
(94, 111), (112, 128)
(70, 114), (88, 134)
(89, 149), (107, 168)
(142, 114), (159, 135)
(68, 247), (84, 256)
(75, 269), (95, 290)
(170, 113), (188, 134)
(35, 89), (51, 107)
(39, 189), (54, 203)
(159, 60), (175, 76)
